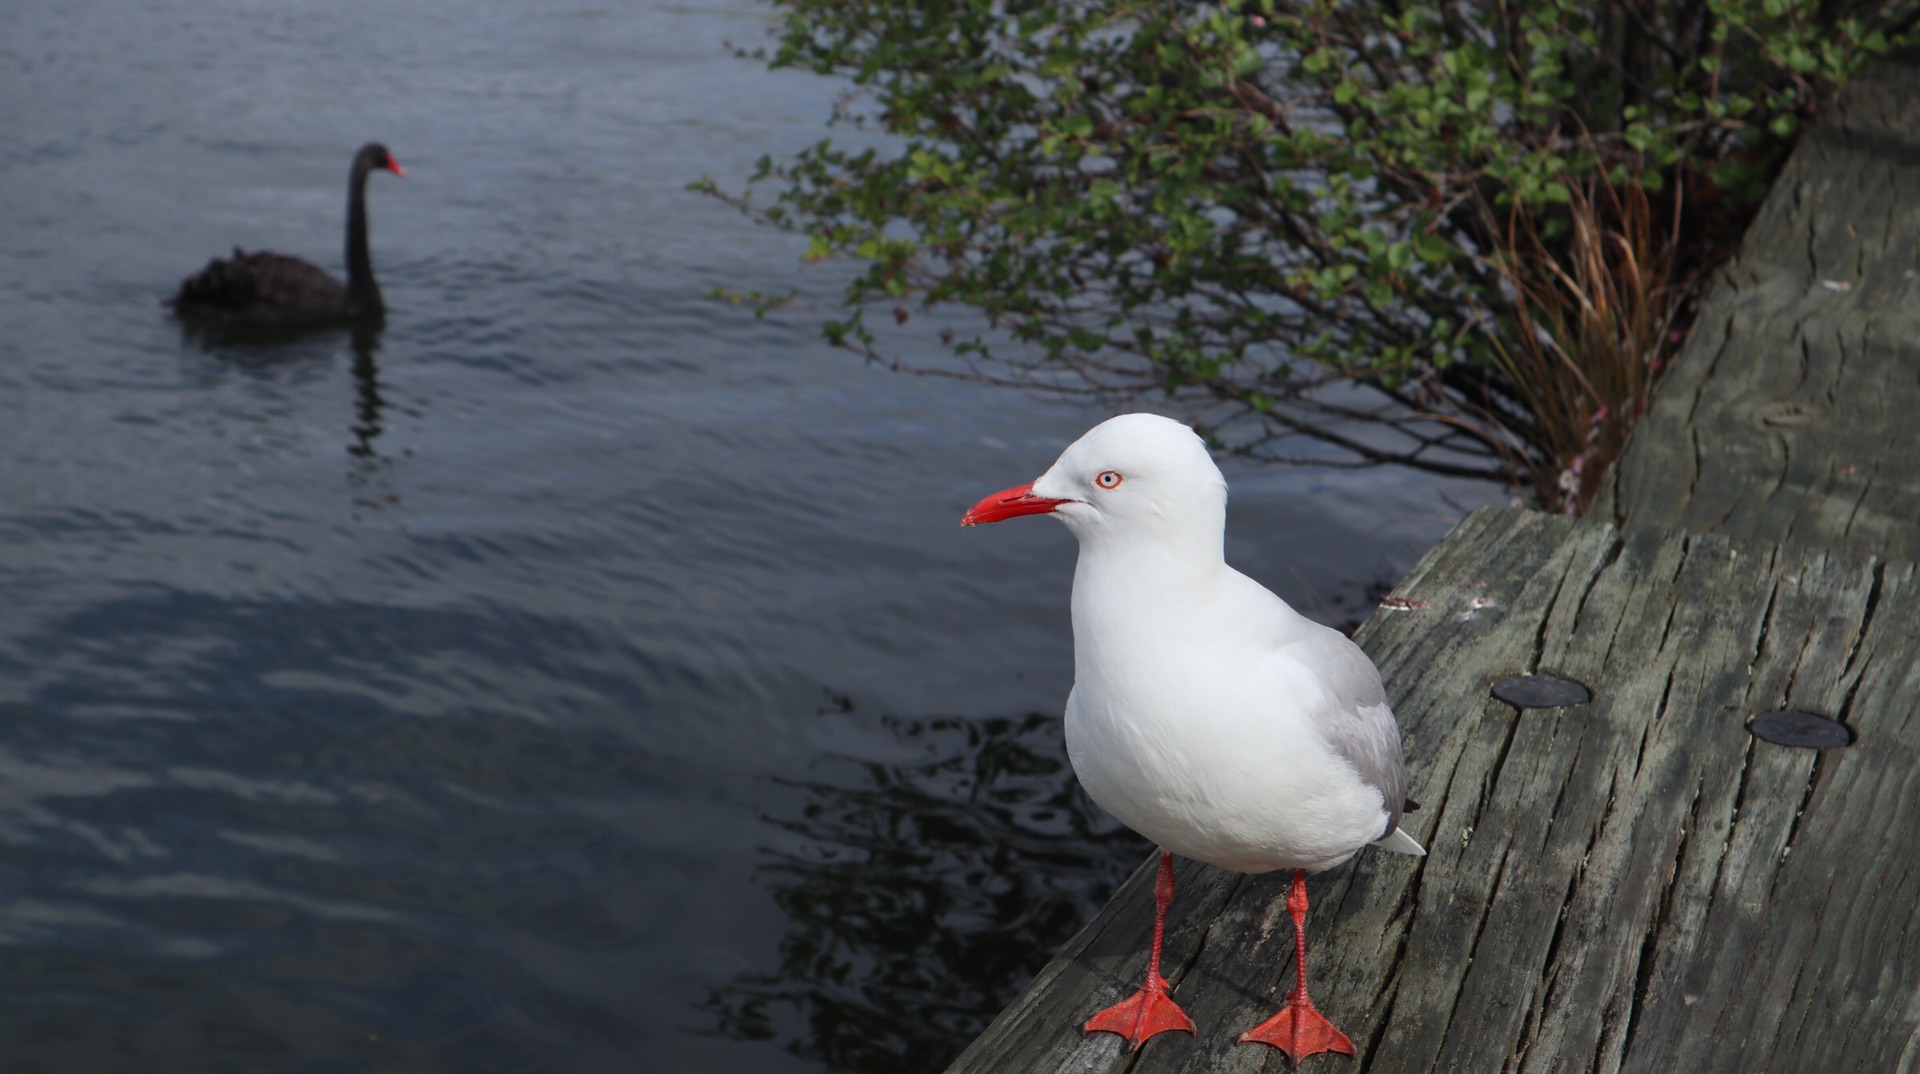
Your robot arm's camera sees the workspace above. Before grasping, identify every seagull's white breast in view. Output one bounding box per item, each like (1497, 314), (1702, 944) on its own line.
(1064, 568), (1394, 874)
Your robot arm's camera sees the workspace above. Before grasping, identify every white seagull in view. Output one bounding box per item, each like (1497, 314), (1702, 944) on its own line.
(962, 413), (1425, 1060)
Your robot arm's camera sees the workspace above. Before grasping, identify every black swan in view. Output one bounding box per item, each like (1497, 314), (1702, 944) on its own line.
(169, 143), (406, 326)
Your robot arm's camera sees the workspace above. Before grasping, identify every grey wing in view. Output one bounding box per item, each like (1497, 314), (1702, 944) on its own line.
(1301, 626), (1410, 841)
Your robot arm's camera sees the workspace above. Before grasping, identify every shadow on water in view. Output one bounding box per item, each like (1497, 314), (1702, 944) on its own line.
(701, 706), (1150, 1074)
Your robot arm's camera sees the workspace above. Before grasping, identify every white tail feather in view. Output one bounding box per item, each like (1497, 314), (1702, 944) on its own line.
(1374, 826), (1427, 856)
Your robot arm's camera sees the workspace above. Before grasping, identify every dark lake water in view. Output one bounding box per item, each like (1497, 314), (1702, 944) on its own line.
(0, 2), (1498, 1071)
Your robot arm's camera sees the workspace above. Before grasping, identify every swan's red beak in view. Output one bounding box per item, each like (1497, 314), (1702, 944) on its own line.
(386, 159), (408, 177)
(961, 482), (1071, 526)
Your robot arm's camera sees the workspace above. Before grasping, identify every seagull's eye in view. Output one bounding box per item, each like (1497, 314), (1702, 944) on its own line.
(1094, 470), (1123, 490)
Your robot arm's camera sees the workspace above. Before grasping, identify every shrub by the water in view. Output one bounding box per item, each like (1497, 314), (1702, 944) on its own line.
(701, 0), (1915, 511)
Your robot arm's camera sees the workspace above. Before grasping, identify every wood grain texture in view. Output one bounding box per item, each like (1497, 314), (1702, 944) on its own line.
(1594, 49), (1920, 557)
(945, 507), (1920, 1073)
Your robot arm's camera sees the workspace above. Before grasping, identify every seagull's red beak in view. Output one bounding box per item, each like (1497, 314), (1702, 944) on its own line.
(961, 482), (1071, 526)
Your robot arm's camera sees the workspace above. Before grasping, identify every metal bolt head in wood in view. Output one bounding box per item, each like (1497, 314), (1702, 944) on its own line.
(1490, 674), (1592, 709)
(1748, 710), (1853, 749)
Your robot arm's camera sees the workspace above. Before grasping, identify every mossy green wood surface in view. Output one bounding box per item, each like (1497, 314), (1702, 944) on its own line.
(944, 507), (1920, 1072)
(1594, 49), (1920, 556)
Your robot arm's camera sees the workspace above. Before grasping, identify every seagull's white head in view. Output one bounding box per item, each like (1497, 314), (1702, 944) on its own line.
(961, 414), (1227, 549)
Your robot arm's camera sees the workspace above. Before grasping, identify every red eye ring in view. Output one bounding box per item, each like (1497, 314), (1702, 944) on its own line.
(1095, 470), (1123, 490)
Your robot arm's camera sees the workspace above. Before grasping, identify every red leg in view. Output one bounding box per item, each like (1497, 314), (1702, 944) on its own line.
(1083, 850), (1196, 1049)
(1238, 870), (1355, 1061)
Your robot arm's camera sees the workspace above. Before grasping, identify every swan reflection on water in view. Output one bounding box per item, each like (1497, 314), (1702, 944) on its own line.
(702, 707), (1150, 1074)
(347, 323), (388, 463)
(170, 316), (404, 509)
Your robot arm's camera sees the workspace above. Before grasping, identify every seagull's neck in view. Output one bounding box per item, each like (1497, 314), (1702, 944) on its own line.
(1068, 521), (1230, 634)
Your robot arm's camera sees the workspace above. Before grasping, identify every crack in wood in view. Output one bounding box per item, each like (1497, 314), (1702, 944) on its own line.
(1834, 558), (1888, 723)
(1561, 529), (1626, 670)
(1641, 543), (1692, 666)
(1824, 323), (1848, 409)
(1357, 978), (1403, 1072)
(1435, 834), (1520, 1062)
(1772, 748), (1826, 874)
(1617, 768), (1704, 1068)
(1513, 874), (1579, 1071)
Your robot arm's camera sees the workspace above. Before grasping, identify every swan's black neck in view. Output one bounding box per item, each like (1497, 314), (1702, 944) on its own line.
(345, 152), (383, 316)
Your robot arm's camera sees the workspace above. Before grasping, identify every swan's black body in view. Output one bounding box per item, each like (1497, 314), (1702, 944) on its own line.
(169, 143), (404, 326)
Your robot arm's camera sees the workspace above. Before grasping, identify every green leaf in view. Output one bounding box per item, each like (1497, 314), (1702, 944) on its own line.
(1415, 232), (1454, 264)
(1232, 42), (1263, 77)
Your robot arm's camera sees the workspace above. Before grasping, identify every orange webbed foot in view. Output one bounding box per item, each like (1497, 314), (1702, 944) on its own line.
(1083, 971), (1195, 1050)
(1238, 991), (1355, 1062)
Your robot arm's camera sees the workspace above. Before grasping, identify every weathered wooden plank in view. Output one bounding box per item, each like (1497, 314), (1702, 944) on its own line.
(1635, 555), (1920, 1073)
(944, 507), (1920, 1073)
(1595, 49), (1920, 558)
